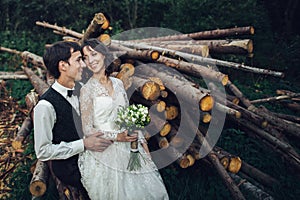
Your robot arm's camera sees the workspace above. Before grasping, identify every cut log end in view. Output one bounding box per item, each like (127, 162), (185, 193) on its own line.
(160, 123), (172, 136)
(101, 20), (110, 30)
(98, 34), (111, 46)
(221, 75), (229, 86)
(187, 154), (195, 166)
(199, 95), (214, 111)
(165, 106), (179, 120)
(247, 40), (253, 53)
(158, 137), (169, 148)
(179, 156), (190, 168)
(29, 181), (47, 197)
(220, 156), (230, 169)
(228, 157), (242, 173)
(156, 100), (166, 112)
(141, 81), (161, 101)
(250, 26), (255, 35)
(151, 51), (160, 60)
(202, 113), (212, 123)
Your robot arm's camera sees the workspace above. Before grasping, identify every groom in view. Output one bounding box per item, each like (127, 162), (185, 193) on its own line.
(34, 41), (112, 199)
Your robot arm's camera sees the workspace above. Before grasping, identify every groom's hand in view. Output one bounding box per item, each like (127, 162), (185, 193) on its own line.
(83, 132), (112, 152)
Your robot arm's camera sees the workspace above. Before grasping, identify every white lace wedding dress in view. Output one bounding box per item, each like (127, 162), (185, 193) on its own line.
(78, 77), (169, 200)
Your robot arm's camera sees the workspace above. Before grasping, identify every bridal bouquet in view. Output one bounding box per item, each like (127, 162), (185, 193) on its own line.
(116, 104), (151, 171)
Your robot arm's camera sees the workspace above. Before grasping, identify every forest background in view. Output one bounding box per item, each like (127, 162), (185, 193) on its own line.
(0, 0), (300, 199)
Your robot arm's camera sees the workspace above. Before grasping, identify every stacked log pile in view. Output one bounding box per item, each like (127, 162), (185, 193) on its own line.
(1, 12), (299, 199)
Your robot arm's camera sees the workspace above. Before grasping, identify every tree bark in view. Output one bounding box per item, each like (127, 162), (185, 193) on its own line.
(114, 40), (283, 78)
(134, 64), (214, 112)
(230, 116), (300, 171)
(208, 153), (246, 200)
(153, 39), (253, 54)
(0, 71), (28, 79)
(250, 93), (300, 104)
(229, 173), (274, 200)
(35, 21), (83, 39)
(142, 43), (210, 57)
(22, 66), (49, 96)
(128, 26), (254, 42)
(29, 160), (50, 197)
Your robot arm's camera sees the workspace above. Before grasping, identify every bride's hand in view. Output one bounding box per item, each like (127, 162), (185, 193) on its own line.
(116, 130), (138, 142)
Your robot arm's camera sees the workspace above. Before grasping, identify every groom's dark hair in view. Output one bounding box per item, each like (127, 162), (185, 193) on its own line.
(43, 41), (81, 79)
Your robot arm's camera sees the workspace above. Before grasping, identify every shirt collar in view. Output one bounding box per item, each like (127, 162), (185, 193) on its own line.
(52, 80), (75, 98)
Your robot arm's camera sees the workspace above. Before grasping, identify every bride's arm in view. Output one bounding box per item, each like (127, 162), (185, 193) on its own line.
(80, 85), (98, 136)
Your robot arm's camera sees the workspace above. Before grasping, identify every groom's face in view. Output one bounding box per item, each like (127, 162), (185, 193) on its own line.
(66, 50), (86, 81)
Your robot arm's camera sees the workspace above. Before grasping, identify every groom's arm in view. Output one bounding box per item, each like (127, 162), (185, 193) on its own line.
(34, 100), (85, 161)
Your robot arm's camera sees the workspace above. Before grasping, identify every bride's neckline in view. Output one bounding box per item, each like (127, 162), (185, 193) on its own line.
(91, 77), (116, 98)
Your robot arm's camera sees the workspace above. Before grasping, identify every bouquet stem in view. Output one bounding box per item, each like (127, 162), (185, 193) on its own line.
(127, 140), (145, 171)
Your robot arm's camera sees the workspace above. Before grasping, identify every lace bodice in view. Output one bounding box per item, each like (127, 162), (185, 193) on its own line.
(80, 77), (129, 139)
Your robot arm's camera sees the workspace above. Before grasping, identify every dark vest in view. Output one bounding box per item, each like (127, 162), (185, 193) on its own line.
(40, 82), (83, 187)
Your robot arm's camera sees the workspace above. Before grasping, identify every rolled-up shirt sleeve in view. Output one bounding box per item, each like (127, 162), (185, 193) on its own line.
(34, 100), (84, 161)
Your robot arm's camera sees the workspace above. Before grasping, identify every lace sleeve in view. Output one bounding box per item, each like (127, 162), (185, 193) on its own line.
(80, 84), (97, 137)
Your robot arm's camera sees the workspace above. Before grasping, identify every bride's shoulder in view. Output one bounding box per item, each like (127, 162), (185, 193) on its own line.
(111, 77), (124, 86)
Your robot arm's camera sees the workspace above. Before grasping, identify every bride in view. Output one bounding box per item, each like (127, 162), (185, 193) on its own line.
(78, 38), (169, 200)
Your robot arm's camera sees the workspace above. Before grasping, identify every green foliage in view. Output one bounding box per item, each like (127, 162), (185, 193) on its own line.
(160, 164), (231, 200)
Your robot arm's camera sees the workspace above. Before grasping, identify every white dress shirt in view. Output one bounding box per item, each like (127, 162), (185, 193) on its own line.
(34, 81), (84, 161)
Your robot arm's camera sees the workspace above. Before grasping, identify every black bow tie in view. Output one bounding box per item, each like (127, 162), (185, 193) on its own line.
(67, 90), (74, 97)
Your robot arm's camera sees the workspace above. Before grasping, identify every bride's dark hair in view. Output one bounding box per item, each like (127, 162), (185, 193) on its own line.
(81, 38), (115, 77)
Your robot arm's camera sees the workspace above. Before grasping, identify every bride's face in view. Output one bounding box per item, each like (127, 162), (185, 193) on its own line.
(82, 46), (105, 74)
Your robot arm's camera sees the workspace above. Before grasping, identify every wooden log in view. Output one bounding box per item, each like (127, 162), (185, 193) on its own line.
(21, 51), (46, 70)
(270, 112), (300, 124)
(130, 76), (162, 101)
(116, 63), (135, 89)
(98, 33), (111, 46)
(230, 116), (300, 170)
(22, 66), (50, 96)
(29, 160), (50, 197)
(152, 39), (253, 54)
(113, 40), (229, 84)
(128, 26), (255, 42)
(116, 39), (284, 78)
(143, 43), (210, 57)
(159, 122), (172, 137)
(112, 44), (161, 61)
(176, 153), (194, 168)
(200, 112), (212, 123)
(227, 101), (267, 128)
(134, 64), (214, 111)
(35, 21), (83, 39)
(11, 116), (32, 150)
(285, 102), (300, 112)
(12, 90), (39, 150)
(0, 72), (28, 80)
(208, 152), (246, 200)
(240, 161), (279, 188)
(155, 135), (169, 149)
(164, 105), (179, 120)
(250, 93), (300, 104)
(229, 173), (274, 200)
(0, 46), (46, 70)
(257, 105), (300, 139)
(214, 146), (279, 188)
(215, 102), (241, 119)
(81, 13), (109, 42)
